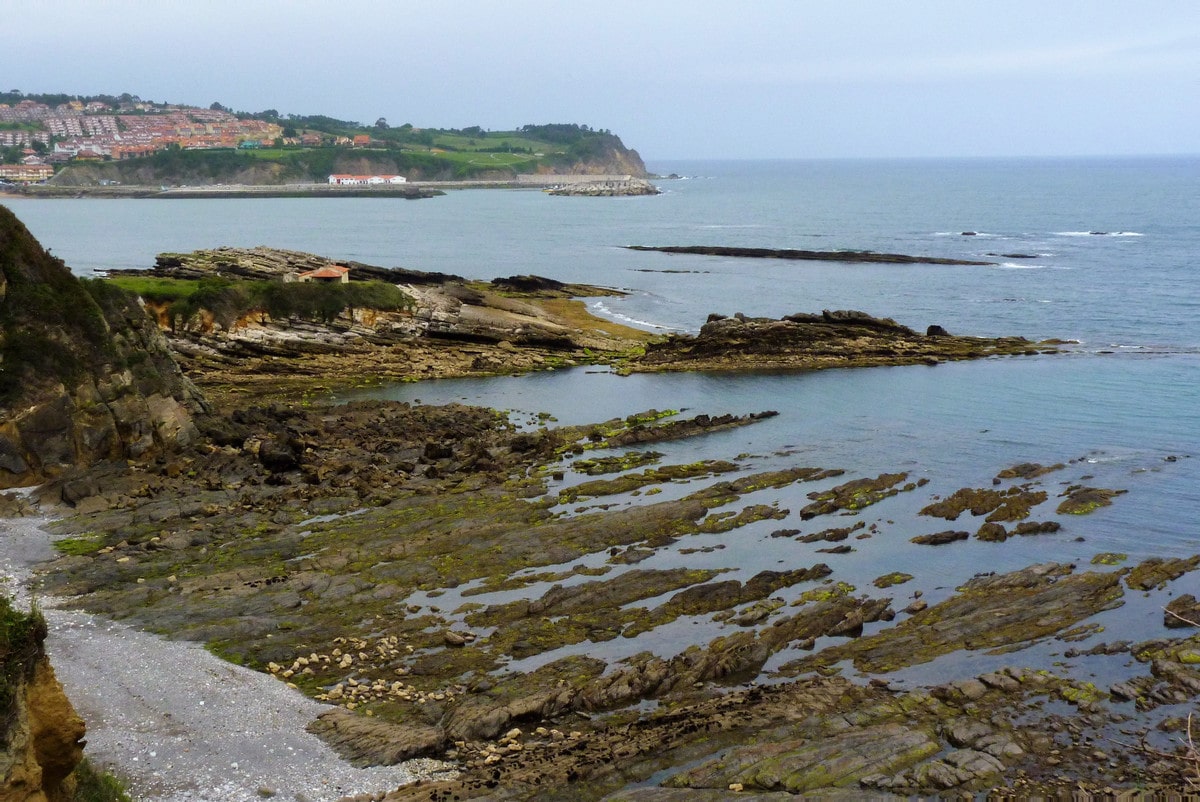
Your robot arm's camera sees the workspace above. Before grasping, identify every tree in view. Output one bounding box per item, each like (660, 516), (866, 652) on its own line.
(375, 117), (389, 129)
(281, 125), (297, 138)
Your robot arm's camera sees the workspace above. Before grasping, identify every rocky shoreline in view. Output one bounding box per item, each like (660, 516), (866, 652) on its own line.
(106, 247), (1061, 407)
(4, 206), (1199, 800)
(22, 400), (1200, 800)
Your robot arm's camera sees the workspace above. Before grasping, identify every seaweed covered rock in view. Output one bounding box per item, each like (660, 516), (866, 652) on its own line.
(0, 204), (208, 489)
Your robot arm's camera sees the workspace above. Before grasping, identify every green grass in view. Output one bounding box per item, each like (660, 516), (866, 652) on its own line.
(1, 596), (46, 744)
(429, 150), (540, 169)
(107, 276), (200, 304)
(429, 132), (555, 152)
(241, 147), (309, 160)
(54, 533), (107, 556)
(72, 758), (132, 802)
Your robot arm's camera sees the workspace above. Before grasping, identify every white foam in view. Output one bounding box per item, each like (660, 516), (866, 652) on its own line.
(590, 300), (676, 331)
(994, 262), (1068, 270)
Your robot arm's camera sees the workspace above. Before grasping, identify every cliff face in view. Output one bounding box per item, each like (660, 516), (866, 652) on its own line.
(0, 204), (208, 489)
(1, 658), (86, 802)
(0, 601), (85, 802)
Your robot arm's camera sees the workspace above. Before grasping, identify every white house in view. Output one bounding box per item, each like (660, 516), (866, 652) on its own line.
(328, 174), (407, 185)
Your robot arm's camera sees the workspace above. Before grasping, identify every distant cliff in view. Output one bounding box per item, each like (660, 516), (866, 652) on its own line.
(0, 205), (208, 489)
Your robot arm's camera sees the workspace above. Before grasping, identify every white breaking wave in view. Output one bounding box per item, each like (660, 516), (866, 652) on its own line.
(591, 300), (676, 331)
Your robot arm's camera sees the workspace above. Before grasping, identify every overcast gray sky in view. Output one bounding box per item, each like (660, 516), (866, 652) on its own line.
(5, 0), (1198, 161)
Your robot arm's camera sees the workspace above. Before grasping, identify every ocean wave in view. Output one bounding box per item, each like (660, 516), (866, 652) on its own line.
(590, 300), (676, 331)
(994, 262), (1070, 270)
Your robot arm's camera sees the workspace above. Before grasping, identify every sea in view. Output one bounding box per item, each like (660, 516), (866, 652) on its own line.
(5, 156), (1200, 687)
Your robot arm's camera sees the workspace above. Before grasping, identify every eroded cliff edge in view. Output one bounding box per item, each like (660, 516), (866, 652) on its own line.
(0, 599), (86, 802)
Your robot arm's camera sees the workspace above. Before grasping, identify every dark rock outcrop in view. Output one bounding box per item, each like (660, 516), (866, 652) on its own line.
(0, 205), (208, 489)
(631, 309), (1047, 373)
(626, 244), (992, 266)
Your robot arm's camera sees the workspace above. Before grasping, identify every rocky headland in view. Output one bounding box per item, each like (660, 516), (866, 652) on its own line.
(110, 246), (653, 408)
(3, 205), (1198, 800)
(105, 248), (1059, 402)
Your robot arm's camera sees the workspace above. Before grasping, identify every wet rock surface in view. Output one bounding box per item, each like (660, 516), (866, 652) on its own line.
(18, 396), (1199, 799)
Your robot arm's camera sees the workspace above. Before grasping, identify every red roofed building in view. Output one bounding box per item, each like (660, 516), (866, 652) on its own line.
(0, 163), (53, 183)
(297, 265), (350, 284)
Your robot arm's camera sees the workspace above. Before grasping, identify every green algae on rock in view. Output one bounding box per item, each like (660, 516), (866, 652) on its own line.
(1056, 485), (1127, 514)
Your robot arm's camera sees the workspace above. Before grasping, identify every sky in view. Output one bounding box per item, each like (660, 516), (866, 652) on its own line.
(4, 0), (1199, 161)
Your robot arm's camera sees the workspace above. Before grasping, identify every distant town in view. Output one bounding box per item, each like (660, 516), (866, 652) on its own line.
(0, 91), (647, 188)
(0, 96), (295, 183)
(0, 96), (424, 184)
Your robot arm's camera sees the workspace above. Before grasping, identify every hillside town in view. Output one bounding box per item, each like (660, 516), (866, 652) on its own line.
(0, 97), (287, 181)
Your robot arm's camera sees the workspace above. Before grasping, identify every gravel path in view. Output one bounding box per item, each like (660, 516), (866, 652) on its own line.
(1, 512), (456, 801)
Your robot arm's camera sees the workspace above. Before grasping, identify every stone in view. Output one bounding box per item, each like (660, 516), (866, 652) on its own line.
(1165, 594), (1200, 628)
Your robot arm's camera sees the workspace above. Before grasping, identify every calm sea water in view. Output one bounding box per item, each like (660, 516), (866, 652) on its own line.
(6, 157), (1200, 678)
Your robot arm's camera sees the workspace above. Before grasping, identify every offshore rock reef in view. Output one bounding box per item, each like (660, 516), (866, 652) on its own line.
(629, 309), (1055, 373)
(626, 244), (994, 266)
(3, 206), (1199, 799)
